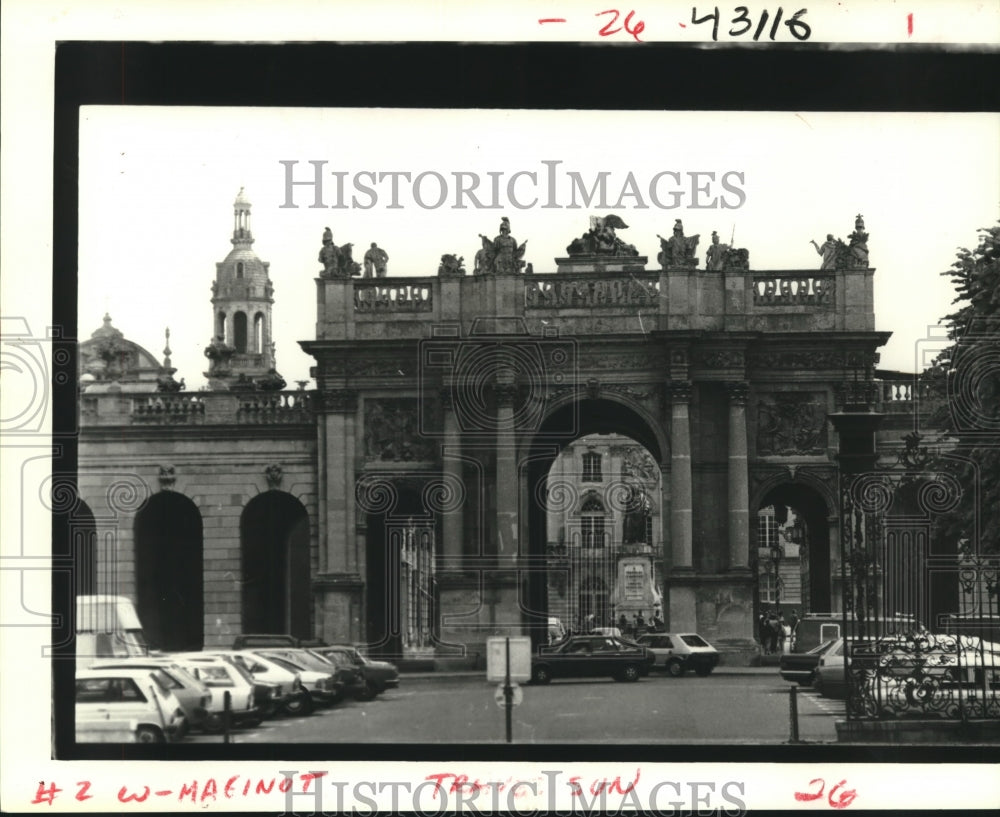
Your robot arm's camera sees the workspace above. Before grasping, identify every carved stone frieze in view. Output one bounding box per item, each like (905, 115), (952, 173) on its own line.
(755, 392), (828, 456)
(524, 276), (658, 308)
(749, 350), (845, 370)
(364, 398), (438, 462)
(347, 358), (415, 377)
(322, 389), (359, 413)
(580, 352), (666, 371)
(698, 349), (746, 369)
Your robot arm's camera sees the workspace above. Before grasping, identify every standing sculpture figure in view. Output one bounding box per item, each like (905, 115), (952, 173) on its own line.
(363, 242), (389, 278)
(705, 230), (729, 270)
(810, 234), (838, 270)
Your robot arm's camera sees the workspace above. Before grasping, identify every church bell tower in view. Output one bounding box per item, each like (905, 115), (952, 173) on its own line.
(204, 188), (284, 390)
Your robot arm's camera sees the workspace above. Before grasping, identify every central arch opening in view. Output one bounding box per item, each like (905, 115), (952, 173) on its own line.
(526, 398), (664, 646)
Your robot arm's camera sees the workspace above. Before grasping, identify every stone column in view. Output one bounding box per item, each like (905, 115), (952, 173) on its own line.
(667, 379), (696, 633)
(667, 380), (693, 569)
(321, 389), (358, 574)
(726, 381), (751, 572)
(441, 385), (463, 560)
(494, 370), (519, 560)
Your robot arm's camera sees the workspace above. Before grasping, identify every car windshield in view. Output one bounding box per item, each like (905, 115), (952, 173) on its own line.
(258, 654), (302, 674)
(192, 665), (234, 684)
(680, 635), (710, 648)
(809, 640), (836, 655)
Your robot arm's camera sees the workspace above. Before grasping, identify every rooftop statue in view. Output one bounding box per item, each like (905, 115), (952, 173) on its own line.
(475, 217), (527, 275)
(319, 227), (362, 279)
(657, 219), (700, 268)
(705, 231), (729, 270)
(438, 254), (466, 277)
(566, 214), (639, 257)
(363, 242), (389, 278)
(848, 213), (870, 268)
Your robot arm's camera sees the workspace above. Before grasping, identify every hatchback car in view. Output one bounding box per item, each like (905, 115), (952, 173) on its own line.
(636, 633), (720, 677)
(531, 634), (654, 684)
(216, 649), (311, 716)
(172, 653), (261, 728)
(251, 649), (342, 706)
(90, 658), (212, 730)
(76, 668), (187, 743)
(778, 640), (836, 686)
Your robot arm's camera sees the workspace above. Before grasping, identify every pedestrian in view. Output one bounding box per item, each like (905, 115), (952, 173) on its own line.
(788, 609), (799, 650)
(759, 608), (770, 653)
(636, 611), (646, 634)
(618, 612), (628, 634)
(776, 612), (787, 654)
(768, 615), (780, 655)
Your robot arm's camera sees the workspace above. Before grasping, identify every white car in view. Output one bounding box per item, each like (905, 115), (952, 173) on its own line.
(636, 632), (720, 677)
(172, 653), (260, 729)
(76, 668), (187, 743)
(213, 649), (313, 716)
(90, 658), (213, 730)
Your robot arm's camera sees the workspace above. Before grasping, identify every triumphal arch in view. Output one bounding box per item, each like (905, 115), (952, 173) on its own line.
(303, 214), (884, 665)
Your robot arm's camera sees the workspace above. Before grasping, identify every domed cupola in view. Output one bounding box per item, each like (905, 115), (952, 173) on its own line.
(205, 188), (284, 391)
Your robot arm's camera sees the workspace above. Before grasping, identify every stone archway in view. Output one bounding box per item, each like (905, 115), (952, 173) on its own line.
(134, 492), (204, 651)
(240, 491), (311, 639)
(754, 481), (833, 616)
(525, 396), (665, 645)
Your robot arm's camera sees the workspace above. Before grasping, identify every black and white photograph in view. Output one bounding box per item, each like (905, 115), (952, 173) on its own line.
(2, 1), (1000, 812)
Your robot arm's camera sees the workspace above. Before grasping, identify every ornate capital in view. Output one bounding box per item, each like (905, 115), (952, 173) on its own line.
(585, 377), (601, 401)
(322, 388), (359, 413)
(726, 381), (750, 406)
(667, 380), (693, 402)
(265, 464), (283, 490)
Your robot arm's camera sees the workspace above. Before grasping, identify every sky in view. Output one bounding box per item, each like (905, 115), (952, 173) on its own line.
(78, 108), (999, 388)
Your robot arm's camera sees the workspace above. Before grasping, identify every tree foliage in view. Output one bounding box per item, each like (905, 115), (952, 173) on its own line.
(930, 223), (1000, 554)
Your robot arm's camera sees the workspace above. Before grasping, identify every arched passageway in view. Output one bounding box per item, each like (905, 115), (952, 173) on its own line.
(240, 492), (311, 639)
(134, 492), (204, 650)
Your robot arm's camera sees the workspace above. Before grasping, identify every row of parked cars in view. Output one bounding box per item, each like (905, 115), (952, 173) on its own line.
(76, 636), (400, 743)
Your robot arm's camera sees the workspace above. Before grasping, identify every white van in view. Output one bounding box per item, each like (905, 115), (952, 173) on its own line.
(76, 595), (148, 668)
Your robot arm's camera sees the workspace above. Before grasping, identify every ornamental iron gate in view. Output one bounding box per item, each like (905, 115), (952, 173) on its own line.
(834, 415), (1000, 722)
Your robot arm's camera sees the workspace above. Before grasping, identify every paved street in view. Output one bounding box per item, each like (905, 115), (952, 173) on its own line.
(196, 671), (842, 744)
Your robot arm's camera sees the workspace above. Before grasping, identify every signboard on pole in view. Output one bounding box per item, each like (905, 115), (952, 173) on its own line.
(486, 636), (531, 683)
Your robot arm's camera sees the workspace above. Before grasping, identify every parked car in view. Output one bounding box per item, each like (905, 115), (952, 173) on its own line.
(76, 668), (187, 743)
(251, 649), (342, 706)
(215, 649), (312, 716)
(171, 653), (261, 729)
(90, 658), (212, 730)
(778, 640), (836, 686)
(305, 649), (368, 700)
(636, 632), (720, 677)
(530, 634), (654, 684)
(312, 645), (399, 700)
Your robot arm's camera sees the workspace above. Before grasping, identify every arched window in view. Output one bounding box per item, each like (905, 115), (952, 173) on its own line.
(216, 312), (226, 342)
(236, 262), (244, 279)
(581, 496), (606, 549)
(233, 311), (248, 353)
(582, 452), (602, 482)
(254, 312), (265, 353)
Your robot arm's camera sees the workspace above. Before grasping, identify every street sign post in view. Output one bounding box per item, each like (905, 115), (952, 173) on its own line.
(486, 636), (530, 743)
(494, 683), (522, 707)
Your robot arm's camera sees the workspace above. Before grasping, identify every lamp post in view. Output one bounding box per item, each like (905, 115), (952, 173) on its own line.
(770, 543), (784, 614)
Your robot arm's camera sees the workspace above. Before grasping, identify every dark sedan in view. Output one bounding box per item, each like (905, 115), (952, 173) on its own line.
(779, 639), (836, 686)
(531, 635), (655, 684)
(313, 645), (400, 700)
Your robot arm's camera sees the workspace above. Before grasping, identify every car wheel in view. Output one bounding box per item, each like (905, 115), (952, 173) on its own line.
(282, 693), (313, 716)
(201, 713), (224, 734)
(135, 725), (165, 744)
(357, 680), (378, 701)
(532, 665), (552, 685)
(666, 659), (684, 678)
(621, 664), (641, 683)
(694, 666), (713, 677)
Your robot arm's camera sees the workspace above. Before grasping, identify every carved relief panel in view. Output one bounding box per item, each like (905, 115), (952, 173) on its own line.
(755, 392), (829, 456)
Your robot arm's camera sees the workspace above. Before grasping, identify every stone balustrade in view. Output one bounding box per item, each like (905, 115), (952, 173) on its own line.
(77, 391), (316, 426)
(751, 274), (835, 306)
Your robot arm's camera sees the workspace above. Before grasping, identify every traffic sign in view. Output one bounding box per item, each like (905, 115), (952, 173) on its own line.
(486, 636), (531, 682)
(494, 683), (523, 708)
